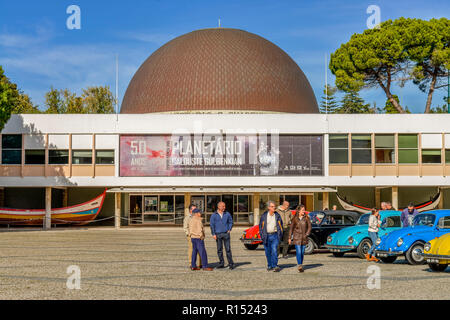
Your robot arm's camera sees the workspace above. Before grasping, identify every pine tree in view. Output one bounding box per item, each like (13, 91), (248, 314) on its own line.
(336, 89), (373, 114)
(319, 84), (339, 113)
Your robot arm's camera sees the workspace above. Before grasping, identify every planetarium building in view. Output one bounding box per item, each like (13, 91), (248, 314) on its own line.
(1, 28), (450, 227)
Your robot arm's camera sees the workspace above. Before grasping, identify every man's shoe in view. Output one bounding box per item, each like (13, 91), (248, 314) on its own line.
(202, 267), (214, 271)
(267, 267), (274, 271)
(273, 267), (281, 272)
(216, 265), (225, 269)
(190, 267), (200, 271)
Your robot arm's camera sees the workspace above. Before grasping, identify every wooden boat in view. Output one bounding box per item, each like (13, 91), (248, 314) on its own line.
(336, 191), (441, 214)
(0, 189), (106, 226)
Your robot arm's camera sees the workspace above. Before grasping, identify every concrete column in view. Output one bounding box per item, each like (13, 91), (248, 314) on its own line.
(439, 189), (444, 209)
(322, 192), (329, 210)
(184, 193), (191, 216)
(375, 188), (381, 209)
(62, 188), (68, 207)
(44, 187), (51, 230)
(253, 193), (260, 226)
(115, 192), (121, 229)
(392, 186), (399, 211)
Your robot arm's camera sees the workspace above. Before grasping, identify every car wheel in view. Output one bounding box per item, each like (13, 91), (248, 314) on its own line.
(332, 252), (345, 257)
(380, 256), (397, 264)
(244, 244), (259, 250)
(357, 238), (372, 259)
(304, 237), (317, 255)
(428, 263), (448, 272)
(405, 242), (426, 265)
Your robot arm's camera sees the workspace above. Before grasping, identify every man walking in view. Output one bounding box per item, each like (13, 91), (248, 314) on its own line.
(401, 203), (419, 227)
(276, 201), (291, 259)
(210, 201), (235, 269)
(259, 200), (284, 272)
(189, 208), (213, 271)
(183, 204), (201, 269)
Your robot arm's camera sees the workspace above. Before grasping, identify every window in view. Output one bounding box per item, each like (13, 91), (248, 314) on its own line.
(352, 134), (371, 164)
(438, 216), (450, 229)
(343, 215), (356, 225)
(329, 134), (348, 164)
(96, 150), (114, 164)
(206, 195), (221, 212)
(446, 150), (450, 164)
(72, 150), (92, 165)
(375, 134), (395, 164)
(159, 195), (174, 213)
(422, 149), (441, 164)
(398, 134), (418, 164)
(144, 196), (158, 212)
(234, 195), (249, 212)
(49, 150), (69, 165)
(25, 150), (45, 164)
(382, 216), (401, 228)
(2, 134), (22, 164)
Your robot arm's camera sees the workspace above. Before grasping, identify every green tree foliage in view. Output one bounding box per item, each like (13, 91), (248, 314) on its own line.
(319, 85), (339, 113)
(82, 86), (115, 114)
(330, 17), (450, 114)
(0, 66), (15, 131)
(1, 66), (40, 131)
(336, 89), (373, 114)
(44, 86), (115, 114)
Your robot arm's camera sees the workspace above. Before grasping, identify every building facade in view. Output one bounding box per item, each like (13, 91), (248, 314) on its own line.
(1, 113), (450, 226)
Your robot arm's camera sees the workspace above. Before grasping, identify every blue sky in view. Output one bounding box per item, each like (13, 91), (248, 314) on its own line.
(0, 0), (448, 113)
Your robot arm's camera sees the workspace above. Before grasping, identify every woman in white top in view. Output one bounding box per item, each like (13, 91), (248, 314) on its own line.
(367, 208), (381, 262)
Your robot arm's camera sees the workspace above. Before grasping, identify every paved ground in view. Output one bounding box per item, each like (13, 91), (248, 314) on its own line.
(0, 226), (448, 300)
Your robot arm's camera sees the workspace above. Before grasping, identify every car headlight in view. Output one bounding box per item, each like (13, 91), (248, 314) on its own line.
(424, 242), (431, 252)
(348, 237), (354, 245)
(376, 238), (381, 246)
(397, 238), (403, 247)
(327, 236), (332, 243)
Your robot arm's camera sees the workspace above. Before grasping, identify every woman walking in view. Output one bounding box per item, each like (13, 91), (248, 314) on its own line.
(288, 204), (312, 273)
(366, 208), (381, 262)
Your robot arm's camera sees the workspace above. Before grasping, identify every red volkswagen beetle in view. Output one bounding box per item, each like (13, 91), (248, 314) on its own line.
(240, 210), (305, 250)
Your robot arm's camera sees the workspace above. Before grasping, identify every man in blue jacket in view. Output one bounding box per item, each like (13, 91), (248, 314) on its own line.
(259, 200), (284, 272)
(210, 201), (235, 269)
(401, 203), (419, 227)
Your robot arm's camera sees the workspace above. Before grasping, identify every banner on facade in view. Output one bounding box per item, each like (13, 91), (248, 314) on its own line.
(119, 134), (323, 177)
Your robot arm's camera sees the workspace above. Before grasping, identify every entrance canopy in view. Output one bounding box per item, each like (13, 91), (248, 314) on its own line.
(106, 187), (337, 193)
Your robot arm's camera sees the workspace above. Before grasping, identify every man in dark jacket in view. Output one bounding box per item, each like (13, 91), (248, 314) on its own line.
(401, 203), (419, 227)
(259, 200), (284, 272)
(210, 201), (235, 269)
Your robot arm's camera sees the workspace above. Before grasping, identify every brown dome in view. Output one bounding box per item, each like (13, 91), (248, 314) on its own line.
(120, 28), (318, 114)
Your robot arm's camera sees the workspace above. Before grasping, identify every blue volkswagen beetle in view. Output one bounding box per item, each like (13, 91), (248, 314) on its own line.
(325, 210), (402, 258)
(374, 210), (450, 265)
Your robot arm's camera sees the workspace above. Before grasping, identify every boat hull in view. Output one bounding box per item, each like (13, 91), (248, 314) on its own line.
(0, 189), (106, 226)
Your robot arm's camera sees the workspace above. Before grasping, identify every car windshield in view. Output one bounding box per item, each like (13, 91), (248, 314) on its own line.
(413, 214), (436, 227)
(356, 214), (370, 225)
(308, 211), (325, 224)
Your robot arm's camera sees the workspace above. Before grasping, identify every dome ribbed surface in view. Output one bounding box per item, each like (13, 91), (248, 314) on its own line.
(120, 28), (318, 114)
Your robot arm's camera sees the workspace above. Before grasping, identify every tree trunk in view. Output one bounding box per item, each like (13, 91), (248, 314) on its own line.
(378, 79), (405, 113)
(424, 68), (438, 113)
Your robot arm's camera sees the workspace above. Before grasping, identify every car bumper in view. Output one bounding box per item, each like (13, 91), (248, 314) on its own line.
(240, 237), (262, 245)
(325, 244), (356, 252)
(422, 253), (450, 264)
(375, 250), (404, 257)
